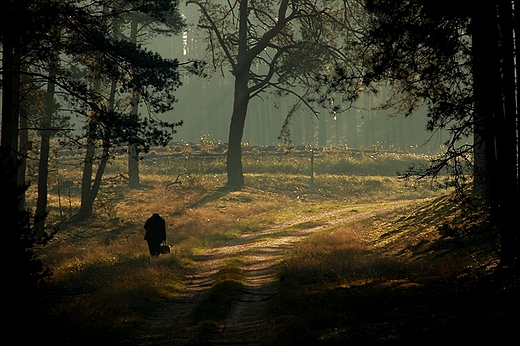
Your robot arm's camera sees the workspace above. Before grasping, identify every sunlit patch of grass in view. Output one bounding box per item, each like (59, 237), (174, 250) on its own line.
(245, 172), (439, 202)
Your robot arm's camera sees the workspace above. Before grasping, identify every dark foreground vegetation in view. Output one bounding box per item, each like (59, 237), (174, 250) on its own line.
(268, 194), (516, 345)
(5, 149), (517, 345)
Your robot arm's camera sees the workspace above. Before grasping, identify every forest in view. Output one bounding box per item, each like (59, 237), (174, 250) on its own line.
(1, 0), (518, 345)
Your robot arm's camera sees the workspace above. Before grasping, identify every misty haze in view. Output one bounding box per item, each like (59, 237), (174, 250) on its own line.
(2, 1), (517, 345)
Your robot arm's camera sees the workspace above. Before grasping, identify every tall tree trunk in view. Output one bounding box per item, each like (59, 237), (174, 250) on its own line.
(1, 37), (17, 151)
(496, 0), (518, 266)
(77, 135), (96, 221)
(34, 65), (57, 237)
(1, 42), (13, 149)
(76, 12), (118, 220)
(221, 0), (290, 188)
(318, 114), (327, 147)
(335, 113), (343, 146)
(226, 64), (250, 189)
(471, 2), (500, 216)
(18, 69), (29, 205)
(128, 142), (140, 187)
(2, 38), (22, 214)
(226, 0), (251, 189)
(363, 93), (374, 149)
(128, 88), (141, 188)
(346, 106), (358, 149)
(18, 107), (29, 199)
(128, 17), (141, 188)
(76, 129), (111, 221)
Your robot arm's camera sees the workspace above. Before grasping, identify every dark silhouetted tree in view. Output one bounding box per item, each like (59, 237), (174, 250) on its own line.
(1, 147), (51, 342)
(187, 0), (365, 189)
(0, 1), (193, 224)
(356, 0), (518, 266)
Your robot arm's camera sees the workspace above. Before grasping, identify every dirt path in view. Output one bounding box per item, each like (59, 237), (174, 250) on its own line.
(133, 200), (417, 345)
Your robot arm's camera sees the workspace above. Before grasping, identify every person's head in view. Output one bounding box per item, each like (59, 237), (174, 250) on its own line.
(152, 213), (160, 219)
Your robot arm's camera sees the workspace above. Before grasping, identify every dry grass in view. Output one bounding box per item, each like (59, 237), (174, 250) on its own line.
(27, 148), (447, 343)
(267, 193), (513, 345)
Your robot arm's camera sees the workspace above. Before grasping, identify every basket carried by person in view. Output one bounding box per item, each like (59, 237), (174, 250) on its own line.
(160, 243), (171, 254)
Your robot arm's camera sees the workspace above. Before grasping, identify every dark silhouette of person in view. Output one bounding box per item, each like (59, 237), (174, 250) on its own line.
(144, 213), (166, 256)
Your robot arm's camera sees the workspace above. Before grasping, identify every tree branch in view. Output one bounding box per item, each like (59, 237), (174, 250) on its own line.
(186, 0), (237, 70)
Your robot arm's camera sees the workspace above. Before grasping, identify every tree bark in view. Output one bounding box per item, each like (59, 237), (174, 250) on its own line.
(346, 106), (358, 149)
(472, 1), (518, 267)
(318, 114), (327, 147)
(128, 18), (141, 188)
(226, 64), (250, 189)
(128, 142), (140, 187)
(223, 0), (292, 188)
(34, 66), (57, 238)
(1, 37), (16, 150)
(471, 2), (499, 217)
(76, 135), (110, 222)
(496, 0), (518, 266)
(128, 90), (141, 188)
(77, 136), (96, 221)
(225, 0), (251, 189)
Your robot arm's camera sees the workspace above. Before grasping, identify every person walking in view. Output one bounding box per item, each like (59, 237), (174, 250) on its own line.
(144, 213), (166, 257)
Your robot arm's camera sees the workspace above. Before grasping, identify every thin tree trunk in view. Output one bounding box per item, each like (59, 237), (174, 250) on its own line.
(226, 0), (251, 189)
(128, 93), (140, 187)
(318, 114), (327, 147)
(128, 142), (140, 187)
(18, 69), (29, 204)
(34, 65), (57, 237)
(77, 11), (118, 220)
(128, 18), (141, 188)
(76, 135), (96, 221)
(226, 65), (250, 189)
(346, 105), (357, 149)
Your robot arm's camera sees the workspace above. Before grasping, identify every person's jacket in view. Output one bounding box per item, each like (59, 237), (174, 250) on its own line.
(144, 214), (166, 243)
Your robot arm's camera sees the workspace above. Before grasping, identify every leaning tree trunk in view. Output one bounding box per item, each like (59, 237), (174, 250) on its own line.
(76, 136), (110, 222)
(76, 69), (117, 221)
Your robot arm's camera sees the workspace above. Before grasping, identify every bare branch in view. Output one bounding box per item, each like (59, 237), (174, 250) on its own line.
(187, 0), (237, 70)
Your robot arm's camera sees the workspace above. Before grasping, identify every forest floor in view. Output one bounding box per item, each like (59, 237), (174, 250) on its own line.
(127, 195), (516, 345)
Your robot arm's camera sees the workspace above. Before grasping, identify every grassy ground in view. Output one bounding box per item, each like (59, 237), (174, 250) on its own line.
(21, 146), (513, 344)
(268, 194), (516, 345)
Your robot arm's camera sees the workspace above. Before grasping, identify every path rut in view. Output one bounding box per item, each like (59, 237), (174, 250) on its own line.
(133, 201), (414, 345)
